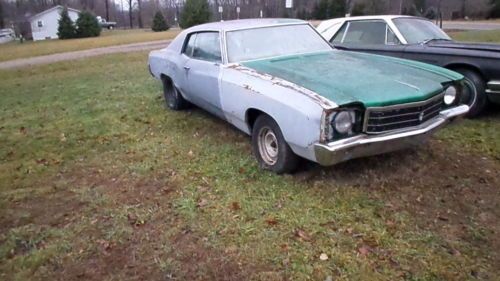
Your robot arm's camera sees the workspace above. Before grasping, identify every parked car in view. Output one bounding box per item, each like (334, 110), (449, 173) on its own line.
(0, 28), (15, 44)
(148, 19), (469, 173)
(96, 16), (116, 30)
(317, 15), (500, 117)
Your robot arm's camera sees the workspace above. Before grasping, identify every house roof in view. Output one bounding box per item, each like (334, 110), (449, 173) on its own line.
(29, 5), (80, 21)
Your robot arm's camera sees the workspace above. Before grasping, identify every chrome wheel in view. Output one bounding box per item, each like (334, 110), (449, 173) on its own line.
(257, 127), (279, 166)
(462, 78), (478, 108)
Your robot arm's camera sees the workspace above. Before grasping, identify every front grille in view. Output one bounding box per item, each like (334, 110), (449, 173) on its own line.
(364, 94), (444, 134)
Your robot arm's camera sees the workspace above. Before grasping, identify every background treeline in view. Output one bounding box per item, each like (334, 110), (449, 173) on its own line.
(0, 0), (498, 30)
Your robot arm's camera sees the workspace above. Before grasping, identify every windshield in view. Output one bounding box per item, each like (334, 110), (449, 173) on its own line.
(226, 24), (332, 63)
(393, 18), (451, 44)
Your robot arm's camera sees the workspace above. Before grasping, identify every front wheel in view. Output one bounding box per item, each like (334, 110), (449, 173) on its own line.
(252, 115), (299, 174)
(454, 68), (487, 117)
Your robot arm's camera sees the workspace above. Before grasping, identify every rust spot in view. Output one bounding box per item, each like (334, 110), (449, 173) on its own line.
(242, 84), (260, 94)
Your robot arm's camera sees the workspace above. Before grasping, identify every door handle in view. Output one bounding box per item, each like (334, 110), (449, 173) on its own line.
(183, 66), (190, 71)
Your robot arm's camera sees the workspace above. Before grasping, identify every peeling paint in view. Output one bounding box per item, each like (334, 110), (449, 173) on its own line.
(227, 64), (337, 110)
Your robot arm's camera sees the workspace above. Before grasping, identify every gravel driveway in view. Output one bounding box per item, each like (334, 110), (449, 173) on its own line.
(0, 40), (171, 70)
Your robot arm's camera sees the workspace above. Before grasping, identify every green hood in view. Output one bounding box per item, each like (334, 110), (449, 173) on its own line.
(241, 50), (463, 107)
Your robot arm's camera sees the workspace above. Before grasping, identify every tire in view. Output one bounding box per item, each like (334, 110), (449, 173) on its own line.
(251, 114), (299, 174)
(162, 76), (188, 110)
(454, 68), (487, 117)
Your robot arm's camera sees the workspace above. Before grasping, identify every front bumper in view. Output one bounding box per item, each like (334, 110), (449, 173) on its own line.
(314, 105), (469, 166)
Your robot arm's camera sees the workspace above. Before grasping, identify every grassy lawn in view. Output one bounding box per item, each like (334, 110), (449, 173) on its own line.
(449, 29), (500, 42)
(1, 52), (499, 280)
(0, 29), (179, 62)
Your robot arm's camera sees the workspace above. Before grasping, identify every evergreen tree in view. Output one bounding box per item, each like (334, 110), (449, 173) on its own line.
(57, 7), (76, 39)
(328, 0), (346, 18)
(313, 0), (346, 20)
(313, 0), (329, 19)
(75, 11), (101, 38)
(351, 3), (366, 16)
(152, 11), (169, 32)
(491, 0), (500, 18)
(179, 0), (210, 29)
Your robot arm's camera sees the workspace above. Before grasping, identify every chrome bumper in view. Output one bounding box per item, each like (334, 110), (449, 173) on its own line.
(486, 81), (500, 95)
(486, 81), (500, 103)
(314, 105), (469, 166)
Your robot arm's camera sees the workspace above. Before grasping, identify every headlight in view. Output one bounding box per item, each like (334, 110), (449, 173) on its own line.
(332, 111), (356, 134)
(444, 86), (457, 105)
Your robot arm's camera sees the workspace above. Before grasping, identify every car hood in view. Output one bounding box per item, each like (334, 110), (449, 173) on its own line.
(427, 40), (500, 53)
(241, 50), (463, 107)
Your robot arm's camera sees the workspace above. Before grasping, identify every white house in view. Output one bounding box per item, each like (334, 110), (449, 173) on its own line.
(30, 5), (80, 41)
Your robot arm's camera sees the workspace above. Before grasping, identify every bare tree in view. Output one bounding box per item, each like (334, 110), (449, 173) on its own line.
(0, 0), (4, 29)
(137, 0), (143, 28)
(105, 0), (109, 21)
(127, 0), (134, 28)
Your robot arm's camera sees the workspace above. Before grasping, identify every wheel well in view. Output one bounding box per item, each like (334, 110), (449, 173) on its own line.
(246, 108), (266, 131)
(446, 64), (485, 80)
(160, 74), (171, 82)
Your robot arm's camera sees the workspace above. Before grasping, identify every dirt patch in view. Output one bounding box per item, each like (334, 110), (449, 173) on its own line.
(300, 139), (500, 275)
(0, 189), (86, 235)
(42, 167), (263, 281)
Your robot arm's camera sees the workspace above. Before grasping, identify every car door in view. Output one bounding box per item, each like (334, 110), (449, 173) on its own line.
(331, 20), (407, 58)
(182, 31), (224, 118)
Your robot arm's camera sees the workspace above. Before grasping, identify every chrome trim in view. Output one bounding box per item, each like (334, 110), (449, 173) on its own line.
(314, 105), (469, 166)
(362, 93), (444, 133)
(486, 81), (500, 95)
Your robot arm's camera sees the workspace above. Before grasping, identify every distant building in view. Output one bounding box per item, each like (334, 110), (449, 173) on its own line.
(29, 5), (80, 41)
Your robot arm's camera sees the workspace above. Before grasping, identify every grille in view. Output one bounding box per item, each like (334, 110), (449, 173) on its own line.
(364, 94), (444, 134)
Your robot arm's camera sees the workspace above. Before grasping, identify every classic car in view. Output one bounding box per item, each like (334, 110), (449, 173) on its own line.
(148, 19), (469, 173)
(317, 15), (500, 117)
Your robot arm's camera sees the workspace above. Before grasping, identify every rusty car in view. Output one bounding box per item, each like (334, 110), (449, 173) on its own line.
(148, 19), (469, 173)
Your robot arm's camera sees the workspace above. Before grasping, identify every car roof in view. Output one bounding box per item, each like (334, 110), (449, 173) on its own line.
(317, 15), (420, 33)
(186, 18), (306, 32)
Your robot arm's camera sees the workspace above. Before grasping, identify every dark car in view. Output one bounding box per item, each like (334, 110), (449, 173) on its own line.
(317, 15), (500, 117)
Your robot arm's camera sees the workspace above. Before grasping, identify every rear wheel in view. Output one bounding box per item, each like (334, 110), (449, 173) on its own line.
(252, 115), (299, 174)
(162, 76), (188, 110)
(454, 68), (487, 117)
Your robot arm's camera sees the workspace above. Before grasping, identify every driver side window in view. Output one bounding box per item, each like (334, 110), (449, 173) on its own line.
(331, 20), (401, 45)
(183, 32), (222, 63)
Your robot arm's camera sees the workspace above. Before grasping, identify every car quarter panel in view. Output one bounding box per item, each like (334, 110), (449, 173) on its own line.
(219, 65), (329, 161)
(148, 31), (194, 100)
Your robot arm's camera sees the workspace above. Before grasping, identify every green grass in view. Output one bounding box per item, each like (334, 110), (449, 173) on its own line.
(449, 29), (500, 43)
(0, 52), (499, 280)
(0, 29), (179, 62)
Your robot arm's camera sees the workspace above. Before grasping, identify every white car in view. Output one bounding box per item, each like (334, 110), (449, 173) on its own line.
(148, 19), (468, 173)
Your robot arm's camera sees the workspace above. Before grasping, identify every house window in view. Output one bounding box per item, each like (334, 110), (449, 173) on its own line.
(37, 20), (43, 27)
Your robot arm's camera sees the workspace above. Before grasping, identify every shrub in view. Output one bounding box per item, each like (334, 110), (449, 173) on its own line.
(57, 7), (76, 39)
(152, 11), (169, 32)
(75, 11), (101, 38)
(313, 0), (346, 20)
(179, 0), (210, 29)
(351, 3), (366, 16)
(491, 0), (500, 18)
